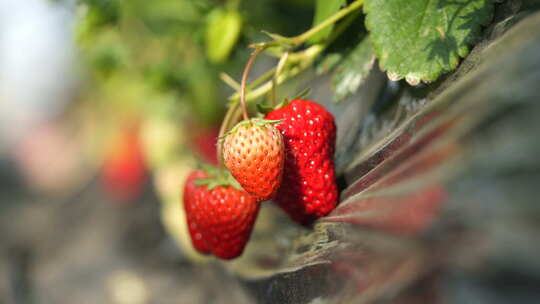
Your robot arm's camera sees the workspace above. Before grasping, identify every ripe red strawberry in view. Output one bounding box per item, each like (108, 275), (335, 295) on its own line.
(183, 170), (212, 254)
(183, 168), (259, 259)
(265, 99), (338, 225)
(222, 118), (285, 201)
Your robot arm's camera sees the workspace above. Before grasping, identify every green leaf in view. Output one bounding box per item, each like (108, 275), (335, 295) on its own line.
(332, 35), (375, 102)
(364, 0), (493, 85)
(205, 8), (242, 63)
(308, 0), (346, 44)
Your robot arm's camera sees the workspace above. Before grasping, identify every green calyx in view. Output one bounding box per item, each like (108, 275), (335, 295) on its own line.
(256, 87), (312, 114)
(194, 164), (243, 191)
(219, 118), (283, 140)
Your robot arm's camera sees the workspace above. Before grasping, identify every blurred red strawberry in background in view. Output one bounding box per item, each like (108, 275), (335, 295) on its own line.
(188, 125), (220, 165)
(101, 125), (147, 203)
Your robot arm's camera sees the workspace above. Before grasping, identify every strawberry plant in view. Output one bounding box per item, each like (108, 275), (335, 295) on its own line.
(72, 0), (540, 301)
(74, 0), (499, 257)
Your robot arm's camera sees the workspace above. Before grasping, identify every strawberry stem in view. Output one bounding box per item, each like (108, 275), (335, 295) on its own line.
(217, 101), (241, 166)
(270, 51), (289, 106)
(226, 1), (363, 105)
(291, 0), (363, 46)
(240, 46), (266, 121)
(219, 72), (241, 91)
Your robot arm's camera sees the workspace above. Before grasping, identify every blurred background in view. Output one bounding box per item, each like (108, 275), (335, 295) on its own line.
(1, 0), (540, 304)
(0, 0), (269, 302)
(0, 0), (316, 303)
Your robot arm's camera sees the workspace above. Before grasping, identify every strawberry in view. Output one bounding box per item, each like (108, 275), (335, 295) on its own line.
(183, 170), (212, 254)
(182, 168), (259, 260)
(101, 128), (146, 203)
(265, 99), (338, 225)
(222, 118), (285, 201)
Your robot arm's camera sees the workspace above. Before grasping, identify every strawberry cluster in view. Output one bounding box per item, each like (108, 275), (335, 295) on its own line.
(182, 99), (338, 260)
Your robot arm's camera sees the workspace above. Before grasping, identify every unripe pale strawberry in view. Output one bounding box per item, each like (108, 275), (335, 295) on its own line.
(222, 118), (284, 201)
